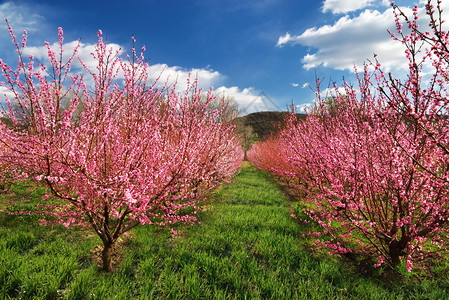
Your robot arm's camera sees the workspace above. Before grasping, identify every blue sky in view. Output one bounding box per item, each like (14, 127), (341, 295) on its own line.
(0, 0), (441, 114)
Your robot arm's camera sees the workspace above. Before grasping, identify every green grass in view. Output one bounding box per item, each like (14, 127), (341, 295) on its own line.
(1, 164), (449, 299)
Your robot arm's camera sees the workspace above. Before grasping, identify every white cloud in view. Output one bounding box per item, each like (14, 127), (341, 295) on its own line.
(0, 86), (15, 102)
(295, 86), (357, 113)
(22, 40), (223, 93)
(291, 83), (299, 87)
(431, 0), (449, 20)
(0, 86), (14, 97)
(321, 87), (348, 97)
(18, 39), (271, 115)
(302, 82), (310, 88)
(147, 64), (223, 92)
(24, 40), (122, 69)
(22, 39), (257, 110)
(0, 86), (16, 114)
(296, 102), (313, 112)
(278, 1), (449, 74)
(214, 86), (270, 114)
(0, 1), (44, 33)
(277, 8), (414, 71)
(276, 32), (293, 47)
(0, 1), (46, 52)
(322, 0), (377, 14)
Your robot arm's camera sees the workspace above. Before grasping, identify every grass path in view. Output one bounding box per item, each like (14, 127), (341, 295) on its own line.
(1, 163), (449, 299)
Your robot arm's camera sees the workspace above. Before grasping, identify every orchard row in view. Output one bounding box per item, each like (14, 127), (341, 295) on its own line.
(249, 0), (449, 272)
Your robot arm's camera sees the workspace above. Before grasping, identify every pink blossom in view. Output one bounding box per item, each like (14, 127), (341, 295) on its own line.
(0, 24), (243, 271)
(248, 0), (449, 271)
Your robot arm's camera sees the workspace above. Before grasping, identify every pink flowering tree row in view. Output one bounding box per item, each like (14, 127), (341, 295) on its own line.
(247, 134), (300, 185)
(249, 0), (449, 271)
(0, 24), (243, 271)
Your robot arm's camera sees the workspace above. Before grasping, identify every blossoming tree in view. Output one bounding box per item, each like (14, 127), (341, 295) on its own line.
(0, 24), (243, 271)
(249, 0), (449, 271)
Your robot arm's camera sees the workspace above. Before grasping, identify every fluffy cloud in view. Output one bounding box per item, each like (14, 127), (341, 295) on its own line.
(322, 0), (377, 14)
(22, 40), (223, 92)
(24, 40), (121, 68)
(214, 86), (274, 114)
(0, 1), (46, 51)
(320, 86), (349, 97)
(276, 32), (294, 47)
(296, 102), (313, 112)
(277, 1), (449, 73)
(19, 39), (270, 114)
(0, 1), (44, 32)
(147, 64), (223, 92)
(0, 86), (16, 114)
(277, 7), (412, 71)
(0, 86), (15, 101)
(295, 86), (356, 113)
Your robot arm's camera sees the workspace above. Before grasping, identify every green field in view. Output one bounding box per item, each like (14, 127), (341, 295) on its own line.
(1, 163), (449, 299)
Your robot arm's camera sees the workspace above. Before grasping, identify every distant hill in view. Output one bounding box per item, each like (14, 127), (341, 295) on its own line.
(233, 111), (307, 141)
(0, 117), (13, 128)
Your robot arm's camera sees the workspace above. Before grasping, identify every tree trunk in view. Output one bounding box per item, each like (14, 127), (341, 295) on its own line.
(102, 240), (115, 272)
(389, 240), (405, 267)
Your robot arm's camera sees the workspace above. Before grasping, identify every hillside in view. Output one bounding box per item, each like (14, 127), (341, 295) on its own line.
(233, 111), (307, 141)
